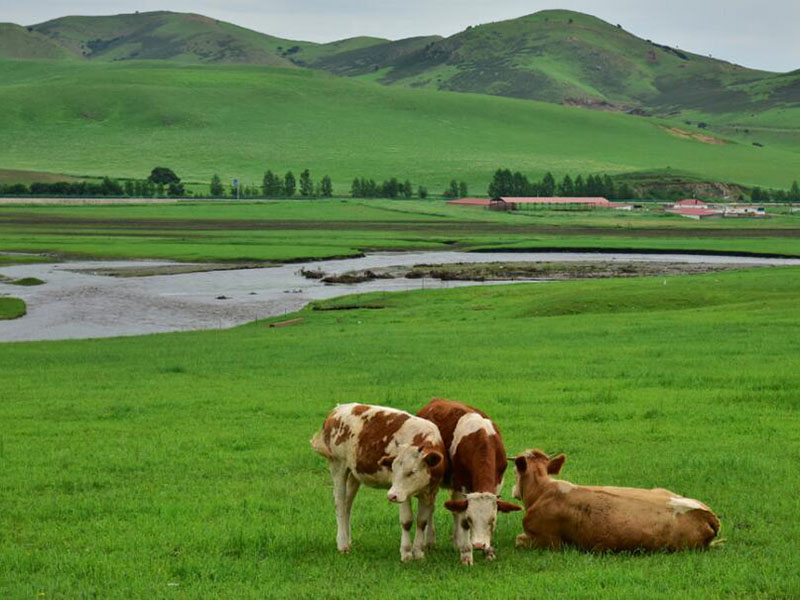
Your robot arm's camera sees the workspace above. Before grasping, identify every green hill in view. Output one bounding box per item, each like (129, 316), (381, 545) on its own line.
(315, 9), (800, 116)
(0, 23), (74, 59)
(1, 58), (799, 191)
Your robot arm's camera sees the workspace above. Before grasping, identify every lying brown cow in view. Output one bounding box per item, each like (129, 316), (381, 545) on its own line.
(511, 449), (720, 552)
(311, 403), (446, 561)
(417, 398), (521, 565)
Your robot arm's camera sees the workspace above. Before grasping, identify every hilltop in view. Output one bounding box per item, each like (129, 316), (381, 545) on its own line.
(3, 9), (799, 116)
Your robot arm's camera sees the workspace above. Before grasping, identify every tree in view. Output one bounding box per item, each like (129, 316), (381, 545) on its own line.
(541, 172), (556, 197)
(557, 174), (574, 197)
(100, 177), (124, 196)
(381, 177), (400, 198)
(789, 180), (800, 203)
(617, 182), (636, 199)
(488, 168), (513, 198)
(284, 171), (296, 197)
(210, 174), (225, 197)
(418, 186), (428, 199)
(351, 178), (362, 198)
(167, 182), (185, 197)
(403, 180), (414, 199)
(262, 171), (282, 197)
(299, 169), (314, 197)
(123, 180), (135, 197)
(574, 175), (586, 196)
(320, 175), (333, 197)
(443, 179), (460, 199)
(148, 167), (180, 185)
(602, 174), (616, 199)
(458, 181), (468, 198)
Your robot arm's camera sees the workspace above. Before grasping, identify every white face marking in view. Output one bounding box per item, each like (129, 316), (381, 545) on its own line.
(450, 413), (496, 456)
(460, 492), (498, 549)
(387, 445), (433, 503)
(668, 496), (705, 514)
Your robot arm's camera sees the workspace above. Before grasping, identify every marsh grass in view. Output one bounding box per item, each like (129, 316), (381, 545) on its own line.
(2, 268), (800, 598)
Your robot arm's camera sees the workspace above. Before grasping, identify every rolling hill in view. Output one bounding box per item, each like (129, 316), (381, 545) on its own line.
(4, 9), (799, 117)
(1, 58), (799, 192)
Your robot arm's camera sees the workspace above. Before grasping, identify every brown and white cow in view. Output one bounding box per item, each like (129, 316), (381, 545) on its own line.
(511, 449), (721, 552)
(311, 403), (447, 561)
(416, 398), (522, 565)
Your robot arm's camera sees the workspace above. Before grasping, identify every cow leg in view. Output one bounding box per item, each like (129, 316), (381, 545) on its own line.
(412, 494), (434, 559)
(453, 512), (473, 565)
(421, 490), (437, 549)
(329, 462), (351, 553)
(341, 472), (360, 550)
(399, 499), (415, 562)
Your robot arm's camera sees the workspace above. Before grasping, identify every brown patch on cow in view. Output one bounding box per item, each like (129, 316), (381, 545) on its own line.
(412, 432), (429, 447)
(355, 411), (411, 474)
(321, 414), (353, 447)
(417, 398), (505, 493)
(351, 404), (370, 416)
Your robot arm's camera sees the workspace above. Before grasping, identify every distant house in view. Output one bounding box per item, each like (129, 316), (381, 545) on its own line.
(724, 206), (767, 218)
(671, 199), (709, 209)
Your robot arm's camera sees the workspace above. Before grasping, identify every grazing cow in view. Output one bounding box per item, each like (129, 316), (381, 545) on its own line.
(311, 403), (447, 561)
(416, 398), (522, 565)
(511, 449), (721, 552)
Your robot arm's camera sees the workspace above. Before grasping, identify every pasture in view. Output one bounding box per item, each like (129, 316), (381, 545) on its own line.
(2, 59), (800, 190)
(2, 267), (799, 598)
(1, 199), (800, 263)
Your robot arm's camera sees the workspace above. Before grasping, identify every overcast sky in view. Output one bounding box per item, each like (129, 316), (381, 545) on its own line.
(2, 0), (798, 73)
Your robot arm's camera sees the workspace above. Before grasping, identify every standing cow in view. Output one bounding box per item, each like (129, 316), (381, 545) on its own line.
(417, 398), (521, 565)
(511, 449), (720, 552)
(311, 403), (447, 561)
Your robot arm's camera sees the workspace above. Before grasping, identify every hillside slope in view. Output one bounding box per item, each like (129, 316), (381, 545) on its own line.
(1, 59), (798, 190)
(311, 10), (800, 116)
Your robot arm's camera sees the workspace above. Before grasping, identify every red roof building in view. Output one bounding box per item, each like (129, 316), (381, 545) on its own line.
(446, 197), (492, 206)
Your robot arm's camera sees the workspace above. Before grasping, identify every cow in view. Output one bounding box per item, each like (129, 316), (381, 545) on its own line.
(311, 403), (447, 562)
(416, 398), (522, 565)
(511, 449), (721, 552)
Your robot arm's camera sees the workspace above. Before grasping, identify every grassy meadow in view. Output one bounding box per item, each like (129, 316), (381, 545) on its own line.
(2, 58), (800, 191)
(1, 199), (800, 262)
(0, 296), (26, 319)
(1, 268), (799, 598)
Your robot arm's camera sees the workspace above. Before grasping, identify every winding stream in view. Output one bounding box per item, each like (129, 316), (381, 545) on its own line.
(2, 251), (799, 342)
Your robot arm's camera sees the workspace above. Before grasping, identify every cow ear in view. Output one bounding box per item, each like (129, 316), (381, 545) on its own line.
(423, 450), (443, 468)
(444, 499), (468, 513)
(379, 456), (395, 469)
(547, 454), (566, 475)
(497, 500), (523, 513)
(514, 456), (527, 473)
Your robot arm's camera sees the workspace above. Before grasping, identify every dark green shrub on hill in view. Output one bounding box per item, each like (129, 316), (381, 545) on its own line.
(148, 167), (180, 185)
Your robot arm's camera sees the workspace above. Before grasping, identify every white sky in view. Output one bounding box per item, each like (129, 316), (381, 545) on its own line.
(1, 0), (798, 73)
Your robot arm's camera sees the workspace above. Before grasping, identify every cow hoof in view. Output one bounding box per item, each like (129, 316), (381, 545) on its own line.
(338, 544), (351, 554)
(460, 555), (474, 566)
(515, 534), (531, 548)
(401, 553), (414, 563)
(485, 550), (496, 561)
(412, 548), (425, 560)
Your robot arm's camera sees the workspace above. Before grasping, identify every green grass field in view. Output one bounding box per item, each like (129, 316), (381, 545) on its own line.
(1, 199), (800, 262)
(0, 296), (26, 319)
(2, 268), (799, 598)
(2, 59), (800, 191)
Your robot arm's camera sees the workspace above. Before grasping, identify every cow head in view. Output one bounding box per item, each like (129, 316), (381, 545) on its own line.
(380, 445), (444, 503)
(444, 492), (522, 553)
(511, 449), (566, 501)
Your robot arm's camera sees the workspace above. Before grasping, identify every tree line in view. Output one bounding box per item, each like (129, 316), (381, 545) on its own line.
(0, 167), (187, 198)
(257, 169), (333, 198)
(750, 181), (800, 203)
(487, 168), (636, 200)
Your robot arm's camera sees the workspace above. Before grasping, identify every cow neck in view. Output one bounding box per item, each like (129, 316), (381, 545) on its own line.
(522, 471), (554, 507)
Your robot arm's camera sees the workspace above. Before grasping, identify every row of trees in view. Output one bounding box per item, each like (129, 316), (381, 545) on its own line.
(487, 169), (635, 200)
(751, 181), (800, 203)
(351, 177), (425, 199)
(443, 180), (469, 199)
(257, 169), (333, 198)
(0, 170), (187, 198)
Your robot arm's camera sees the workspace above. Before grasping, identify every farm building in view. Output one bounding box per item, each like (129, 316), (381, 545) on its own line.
(724, 206), (767, 218)
(487, 197), (633, 211)
(671, 199), (709, 209)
